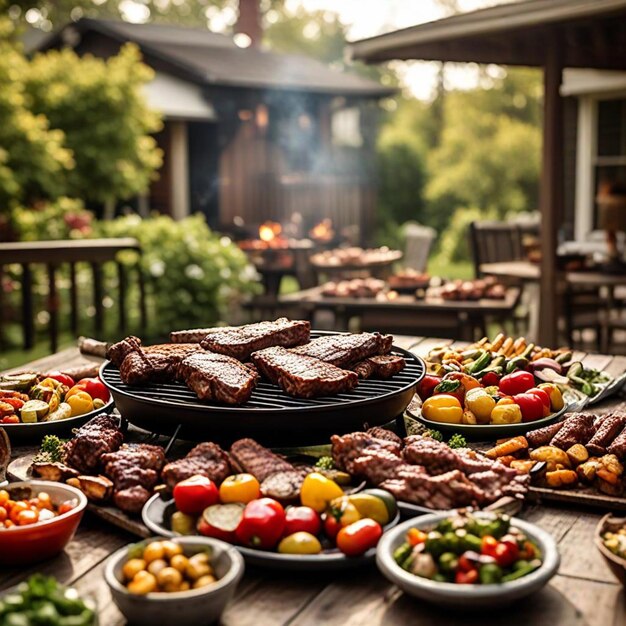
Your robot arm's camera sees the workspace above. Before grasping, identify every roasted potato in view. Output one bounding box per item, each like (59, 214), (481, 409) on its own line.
(510, 460), (535, 473)
(577, 458), (601, 483)
(601, 454), (624, 476)
(565, 444), (589, 466)
(545, 469), (578, 488)
(529, 446), (571, 471)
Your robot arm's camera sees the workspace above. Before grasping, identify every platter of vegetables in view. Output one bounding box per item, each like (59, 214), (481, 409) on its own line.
(376, 510), (560, 607)
(0, 372), (113, 438)
(142, 472), (399, 570)
(412, 368), (568, 438)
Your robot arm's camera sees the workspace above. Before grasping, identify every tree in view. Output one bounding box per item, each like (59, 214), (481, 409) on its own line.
(24, 44), (163, 205)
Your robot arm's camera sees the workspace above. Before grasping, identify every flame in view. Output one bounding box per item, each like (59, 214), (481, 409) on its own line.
(310, 218), (334, 242)
(259, 221), (282, 243)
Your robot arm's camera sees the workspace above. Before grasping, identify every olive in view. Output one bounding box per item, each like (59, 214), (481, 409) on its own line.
(143, 542), (165, 564)
(171, 512), (196, 536)
(127, 571), (157, 595)
(122, 558), (147, 581)
(186, 553), (211, 581)
(162, 540), (183, 559)
(193, 574), (217, 589)
(147, 559), (168, 577)
(157, 567), (183, 592)
(170, 554), (189, 573)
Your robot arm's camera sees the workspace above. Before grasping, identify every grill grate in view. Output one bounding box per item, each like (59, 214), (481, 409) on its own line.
(100, 332), (425, 414)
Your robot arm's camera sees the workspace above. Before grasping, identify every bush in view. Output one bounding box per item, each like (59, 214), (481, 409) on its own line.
(11, 198), (93, 241)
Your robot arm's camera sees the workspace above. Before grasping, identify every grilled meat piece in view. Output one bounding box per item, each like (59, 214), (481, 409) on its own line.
(170, 326), (236, 343)
(32, 462), (79, 483)
(107, 336), (142, 366)
(402, 437), (462, 475)
(365, 427), (403, 446)
(114, 485), (152, 514)
(63, 414), (123, 474)
(177, 352), (257, 405)
(587, 414), (626, 456)
(161, 442), (231, 490)
(230, 438), (294, 482)
(291, 332), (393, 368)
(119, 343), (202, 386)
(252, 347), (358, 398)
(260, 469), (310, 502)
(525, 420), (566, 448)
(350, 448), (410, 484)
(66, 475), (113, 502)
(102, 444), (166, 476)
(607, 419), (626, 457)
(331, 431), (402, 474)
(200, 318), (311, 361)
(352, 354), (405, 379)
(550, 413), (596, 450)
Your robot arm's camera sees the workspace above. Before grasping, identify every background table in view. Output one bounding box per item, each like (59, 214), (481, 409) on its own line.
(2, 337), (626, 626)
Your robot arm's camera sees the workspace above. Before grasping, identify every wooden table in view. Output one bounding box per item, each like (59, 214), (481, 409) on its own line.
(2, 338), (626, 626)
(280, 287), (521, 340)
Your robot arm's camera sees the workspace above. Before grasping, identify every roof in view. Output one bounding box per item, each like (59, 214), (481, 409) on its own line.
(349, 0), (626, 70)
(34, 18), (393, 97)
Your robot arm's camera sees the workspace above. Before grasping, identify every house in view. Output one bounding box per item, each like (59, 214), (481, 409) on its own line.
(30, 13), (393, 240)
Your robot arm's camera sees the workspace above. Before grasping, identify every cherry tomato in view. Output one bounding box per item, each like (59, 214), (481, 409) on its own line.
(173, 475), (219, 515)
(2, 398), (24, 410)
(58, 499), (77, 515)
(219, 474), (261, 504)
(17, 509), (39, 526)
(322, 512), (342, 540)
(74, 377), (110, 403)
(480, 535), (499, 559)
(0, 507), (6, 522)
(1, 415), (19, 424)
(336, 519), (382, 557)
(283, 506), (321, 537)
(4, 520), (14, 528)
(235, 498), (286, 550)
(46, 371), (75, 388)
(407, 528), (427, 546)
(0, 490), (8, 507)
(494, 537), (520, 567)
(455, 569), (479, 584)
(9, 501), (29, 523)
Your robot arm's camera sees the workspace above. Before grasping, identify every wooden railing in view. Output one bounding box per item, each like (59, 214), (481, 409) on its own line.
(0, 238), (147, 353)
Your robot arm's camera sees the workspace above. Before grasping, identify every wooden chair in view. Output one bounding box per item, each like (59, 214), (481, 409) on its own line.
(469, 221), (524, 277)
(403, 223), (436, 273)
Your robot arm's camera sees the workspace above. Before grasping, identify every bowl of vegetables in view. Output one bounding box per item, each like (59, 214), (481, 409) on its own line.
(0, 574), (97, 625)
(0, 480), (87, 565)
(104, 536), (244, 626)
(595, 514), (626, 586)
(376, 510), (560, 607)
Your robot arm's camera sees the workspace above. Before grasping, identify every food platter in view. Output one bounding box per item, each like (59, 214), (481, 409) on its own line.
(100, 331), (426, 444)
(141, 493), (400, 571)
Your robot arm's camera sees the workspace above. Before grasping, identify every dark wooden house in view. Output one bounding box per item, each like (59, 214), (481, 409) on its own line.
(32, 17), (393, 240)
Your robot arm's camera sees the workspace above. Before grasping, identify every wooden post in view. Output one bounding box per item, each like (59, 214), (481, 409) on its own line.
(538, 38), (564, 347)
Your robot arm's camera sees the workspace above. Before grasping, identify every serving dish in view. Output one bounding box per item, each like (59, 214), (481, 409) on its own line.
(376, 512), (560, 607)
(141, 494), (400, 571)
(104, 536), (244, 625)
(595, 514), (626, 586)
(0, 480), (87, 564)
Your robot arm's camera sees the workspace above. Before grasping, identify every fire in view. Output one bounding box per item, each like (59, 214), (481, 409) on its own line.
(310, 218), (334, 242)
(259, 221), (282, 243)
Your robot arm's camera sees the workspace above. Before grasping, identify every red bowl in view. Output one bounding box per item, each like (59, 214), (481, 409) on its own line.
(0, 480), (87, 565)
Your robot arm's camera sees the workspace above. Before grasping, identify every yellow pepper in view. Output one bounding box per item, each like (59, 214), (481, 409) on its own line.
(537, 383), (564, 411)
(464, 387), (496, 424)
(66, 391), (94, 417)
(490, 400), (522, 424)
(421, 394), (463, 424)
(344, 494), (389, 525)
(300, 472), (344, 513)
(278, 532), (322, 555)
(327, 496), (362, 526)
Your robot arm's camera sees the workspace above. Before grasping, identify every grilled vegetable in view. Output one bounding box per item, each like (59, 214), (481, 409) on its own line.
(300, 472), (344, 513)
(421, 394), (463, 424)
(485, 436), (528, 459)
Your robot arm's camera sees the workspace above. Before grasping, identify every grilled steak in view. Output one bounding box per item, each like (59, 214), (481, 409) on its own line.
(550, 413), (596, 449)
(229, 438), (294, 482)
(114, 486), (152, 514)
(107, 336), (142, 367)
(161, 442), (231, 490)
(177, 352), (257, 405)
(260, 469), (309, 502)
(330, 431), (402, 474)
(63, 414), (123, 474)
(200, 318), (310, 361)
(291, 332), (393, 368)
(170, 326), (236, 343)
(352, 354), (405, 379)
(251, 346), (358, 398)
(587, 414), (626, 455)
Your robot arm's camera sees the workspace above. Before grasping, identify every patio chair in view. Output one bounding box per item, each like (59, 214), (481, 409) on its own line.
(469, 220), (524, 277)
(403, 223), (436, 273)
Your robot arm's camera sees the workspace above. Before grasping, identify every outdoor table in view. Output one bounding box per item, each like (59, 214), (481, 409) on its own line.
(2, 337), (625, 625)
(280, 286), (521, 340)
(310, 250), (403, 282)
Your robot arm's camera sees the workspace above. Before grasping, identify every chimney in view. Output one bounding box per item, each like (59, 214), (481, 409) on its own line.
(235, 0), (262, 48)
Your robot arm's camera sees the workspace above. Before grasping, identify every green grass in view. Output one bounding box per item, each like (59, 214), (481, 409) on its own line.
(427, 256), (474, 280)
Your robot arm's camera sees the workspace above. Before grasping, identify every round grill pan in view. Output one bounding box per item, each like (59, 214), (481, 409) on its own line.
(100, 331), (426, 444)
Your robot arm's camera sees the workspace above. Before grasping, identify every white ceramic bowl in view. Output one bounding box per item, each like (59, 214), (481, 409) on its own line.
(376, 511), (560, 608)
(104, 536), (244, 625)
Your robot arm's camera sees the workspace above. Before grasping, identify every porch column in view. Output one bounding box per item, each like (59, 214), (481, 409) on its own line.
(170, 120), (190, 220)
(538, 39), (564, 347)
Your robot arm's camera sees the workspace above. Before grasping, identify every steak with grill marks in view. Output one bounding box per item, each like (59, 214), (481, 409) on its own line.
(229, 438), (294, 482)
(161, 442), (231, 490)
(290, 332), (393, 368)
(200, 318), (310, 361)
(251, 346), (358, 398)
(177, 352), (257, 404)
(63, 414), (123, 474)
(170, 326), (237, 343)
(352, 355), (406, 379)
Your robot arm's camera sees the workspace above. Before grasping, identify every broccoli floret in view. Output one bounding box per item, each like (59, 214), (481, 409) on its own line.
(315, 456), (335, 470)
(426, 429), (444, 442)
(448, 433), (467, 449)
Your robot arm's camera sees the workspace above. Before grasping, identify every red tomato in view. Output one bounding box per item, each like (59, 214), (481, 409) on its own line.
(1, 416), (19, 424)
(336, 519), (382, 557)
(499, 371), (535, 396)
(416, 375), (442, 401)
(58, 500), (77, 515)
(481, 371), (501, 387)
(480, 535), (499, 559)
(73, 377), (110, 403)
(197, 503), (244, 542)
(527, 388), (551, 416)
(513, 393), (545, 422)
(455, 569), (479, 584)
(494, 541), (520, 568)
(283, 506), (321, 537)
(46, 371), (75, 388)
(235, 498), (286, 550)
(173, 475), (219, 515)
(2, 398), (24, 410)
(323, 512), (342, 540)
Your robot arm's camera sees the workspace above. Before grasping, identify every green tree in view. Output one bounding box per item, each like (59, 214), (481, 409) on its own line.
(24, 44), (163, 205)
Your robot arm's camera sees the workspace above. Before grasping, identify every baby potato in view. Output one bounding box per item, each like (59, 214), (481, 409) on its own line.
(127, 571), (157, 595)
(162, 540), (183, 559)
(186, 553), (211, 581)
(147, 558), (168, 577)
(170, 554), (189, 573)
(193, 575), (217, 589)
(143, 541), (165, 564)
(122, 558), (147, 581)
(529, 446), (571, 471)
(179, 581), (191, 592)
(157, 566), (183, 592)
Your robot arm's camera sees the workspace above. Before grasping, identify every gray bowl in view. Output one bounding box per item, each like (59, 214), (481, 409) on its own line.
(104, 536), (244, 625)
(376, 511), (560, 608)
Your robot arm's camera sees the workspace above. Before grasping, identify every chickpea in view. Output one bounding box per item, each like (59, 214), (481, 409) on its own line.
(142, 542), (165, 564)
(156, 567), (183, 592)
(122, 558), (147, 581)
(162, 540), (183, 559)
(127, 571), (157, 595)
(193, 575), (217, 590)
(186, 553), (211, 581)
(147, 558), (168, 577)
(170, 554), (189, 573)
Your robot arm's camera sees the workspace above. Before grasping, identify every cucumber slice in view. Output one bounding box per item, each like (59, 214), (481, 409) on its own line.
(20, 399), (50, 423)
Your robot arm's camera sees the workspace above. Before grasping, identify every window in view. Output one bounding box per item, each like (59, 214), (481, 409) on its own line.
(331, 107), (363, 147)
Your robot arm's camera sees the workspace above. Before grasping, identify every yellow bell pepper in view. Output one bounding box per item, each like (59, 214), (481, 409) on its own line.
(490, 400), (522, 424)
(327, 496), (362, 526)
(345, 494), (390, 525)
(66, 391), (94, 417)
(537, 383), (564, 411)
(300, 472), (344, 512)
(464, 387), (496, 424)
(421, 394), (463, 424)
(278, 532), (322, 555)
